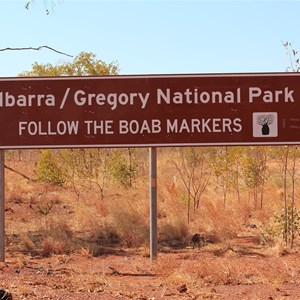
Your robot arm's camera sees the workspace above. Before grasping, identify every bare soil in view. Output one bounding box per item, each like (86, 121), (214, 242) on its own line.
(1, 237), (300, 299)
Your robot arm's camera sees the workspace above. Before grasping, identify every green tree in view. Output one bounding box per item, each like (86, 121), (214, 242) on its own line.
(242, 147), (268, 209)
(273, 205), (300, 248)
(21, 52), (119, 199)
(212, 146), (243, 208)
(36, 150), (65, 185)
(57, 148), (111, 200)
(276, 146), (300, 247)
(108, 148), (138, 188)
(20, 52), (119, 77)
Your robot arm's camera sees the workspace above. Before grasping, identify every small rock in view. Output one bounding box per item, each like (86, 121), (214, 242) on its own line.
(177, 284), (187, 293)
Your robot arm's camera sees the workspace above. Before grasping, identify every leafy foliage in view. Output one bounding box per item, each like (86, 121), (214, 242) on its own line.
(21, 52), (120, 197)
(19, 52), (119, 77)
(212, 147), (243, 207)
(57, 148), (111, 199)
(108, 149), (138, 188)
(270, 206), (300, 248)
(242, 148), (266, 188)
(36, 150), (65, 185)
(242, 147), (268, 208)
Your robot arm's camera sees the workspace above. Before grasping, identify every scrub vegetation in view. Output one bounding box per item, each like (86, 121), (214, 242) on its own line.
(3, 146), (300, 299)
(12, 145), (300, 251)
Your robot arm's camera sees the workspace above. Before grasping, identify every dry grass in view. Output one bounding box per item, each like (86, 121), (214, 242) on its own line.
(152, 248), (300, 289)
(4, 148), (300, 258)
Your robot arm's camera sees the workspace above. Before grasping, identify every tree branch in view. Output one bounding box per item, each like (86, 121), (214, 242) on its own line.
(4, 164), (36, 182)
(0, 46), (73, 57)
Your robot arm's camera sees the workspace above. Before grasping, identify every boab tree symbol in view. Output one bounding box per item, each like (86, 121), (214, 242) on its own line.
(257, 114), (274, 135)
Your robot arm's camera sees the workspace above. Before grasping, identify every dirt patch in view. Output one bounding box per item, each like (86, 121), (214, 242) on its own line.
(1, 241), (300, 299)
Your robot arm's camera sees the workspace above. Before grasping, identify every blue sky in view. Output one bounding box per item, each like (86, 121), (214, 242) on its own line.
(0, 0), (299, 77)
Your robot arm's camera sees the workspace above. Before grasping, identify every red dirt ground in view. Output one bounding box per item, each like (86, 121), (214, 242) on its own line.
(1, 239), (300, 300)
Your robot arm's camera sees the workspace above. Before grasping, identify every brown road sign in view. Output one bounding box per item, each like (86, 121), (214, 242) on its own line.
(0, 73), (299, 149)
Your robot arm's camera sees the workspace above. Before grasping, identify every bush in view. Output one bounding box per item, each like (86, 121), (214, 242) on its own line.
(108, 149), (137, 187)
(271, 206), (300, 248)
(40, 220), (74, 256)
(109, 198), (148, 247)
(36, 150), (65, 185)
(159, 218), (189, 243)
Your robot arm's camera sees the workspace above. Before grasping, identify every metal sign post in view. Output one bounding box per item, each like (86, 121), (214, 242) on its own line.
(149, 147), (157, 260)
(0, 151), (4, 262)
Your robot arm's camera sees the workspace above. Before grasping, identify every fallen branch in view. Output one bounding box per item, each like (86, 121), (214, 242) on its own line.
(0, 46), (73, 57)
(107, 266), (156, 277)
(4, 164), (36, 182)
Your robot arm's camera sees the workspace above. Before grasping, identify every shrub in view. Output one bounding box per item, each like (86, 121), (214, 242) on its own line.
(109, 198), (148, 247)
(36, 150), (65, 185)
(271, 206), (300, 248)
(108, 149), (137, 188)
(38, 220), (74, 256)
(159, 217), (189, 243)
(40, 238), (68, 256)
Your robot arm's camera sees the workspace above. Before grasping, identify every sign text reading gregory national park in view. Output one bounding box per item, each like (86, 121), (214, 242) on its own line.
(0, 73), (299, 149)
